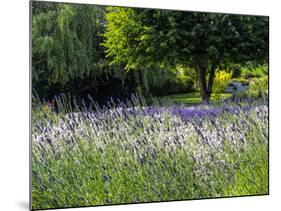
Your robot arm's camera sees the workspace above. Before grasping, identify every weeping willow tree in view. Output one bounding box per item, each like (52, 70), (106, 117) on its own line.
(32, 1), (110, 97)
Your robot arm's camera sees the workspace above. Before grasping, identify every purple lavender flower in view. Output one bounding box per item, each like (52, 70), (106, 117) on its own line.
(143, 106), (162, 116)
(171, 107), (219, 121)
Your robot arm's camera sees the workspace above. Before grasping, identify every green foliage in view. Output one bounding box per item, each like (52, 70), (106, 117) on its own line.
(249, 76), (269, 97)
(241, 64), (268, 79)
(32, 2), (269, 102)
(32, 101), (60, 133)
(32, 2), (109, 89)
(33, 3), (200, 100)
(129, 65), (195, 96)
(33, 136), (267, 209)
(213, 70), (232, 94)
(218, 64), (243, 79)
(148, 66), (195, 96)
(103, 7), (148, 70)
(233, 75), (268, 99)
(104, 8), (268, 101)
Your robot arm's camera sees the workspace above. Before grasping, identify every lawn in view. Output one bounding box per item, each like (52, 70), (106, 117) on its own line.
(146, 92), (232, 106)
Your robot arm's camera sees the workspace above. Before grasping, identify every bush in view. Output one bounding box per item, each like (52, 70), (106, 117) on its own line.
(152, 76), (194, 96)
(149, 67), (195, 96)
(175, 75), (194, 92)
(231, 76), (268, 99)
(249, 76), (269, 97)
(213, 70), (232, 94)
(241, 65), (268, 79)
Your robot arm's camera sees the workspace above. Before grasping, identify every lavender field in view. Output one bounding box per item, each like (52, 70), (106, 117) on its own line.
(31, 1), (269, 209)
(31, 96), (268, 209)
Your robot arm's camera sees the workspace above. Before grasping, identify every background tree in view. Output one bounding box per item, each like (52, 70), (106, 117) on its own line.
(104, 8), (269, 102)
(32, 2), (112, 98)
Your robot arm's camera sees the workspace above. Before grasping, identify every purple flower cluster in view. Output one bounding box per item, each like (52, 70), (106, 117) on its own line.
(141, 106), (243, 121)
(171, 108), (219, 120)
(142, 107), (163, 116)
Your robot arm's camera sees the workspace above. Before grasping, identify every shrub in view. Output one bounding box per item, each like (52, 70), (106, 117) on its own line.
(213, 70), (232, 94)
(149, 68), (195, 96)
(241, 65), (268, 79)
(231, 76), (268, 99)
(249, 76), (269, 97)
(175, 75), (194, 92)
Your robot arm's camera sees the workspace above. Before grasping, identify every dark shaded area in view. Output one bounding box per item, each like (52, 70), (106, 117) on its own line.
(33, 73), (138, 106)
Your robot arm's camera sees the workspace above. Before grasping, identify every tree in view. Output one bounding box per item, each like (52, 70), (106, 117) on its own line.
(104, 8), (269, 102)
(32, 2), (109, 96)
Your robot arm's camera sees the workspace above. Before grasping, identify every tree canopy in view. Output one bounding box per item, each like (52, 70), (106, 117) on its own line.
(32, 2), (269, 103)
(103, 8), (268, 101)
(32, 2), (109, 94)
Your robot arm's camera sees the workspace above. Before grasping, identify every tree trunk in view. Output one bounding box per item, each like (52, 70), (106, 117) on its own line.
(197, 64), (209, 103)
(206, 63), (216, 99)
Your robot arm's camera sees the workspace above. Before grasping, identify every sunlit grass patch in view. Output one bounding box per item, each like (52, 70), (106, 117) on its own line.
(147, 92), (232, 105)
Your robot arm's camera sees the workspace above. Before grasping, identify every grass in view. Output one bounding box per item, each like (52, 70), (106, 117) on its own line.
(32, 95), (268, 210)
(147, 92), (232, 106)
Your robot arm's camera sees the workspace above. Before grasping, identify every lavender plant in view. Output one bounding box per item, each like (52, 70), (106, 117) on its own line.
(32, 95), (268, 210)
